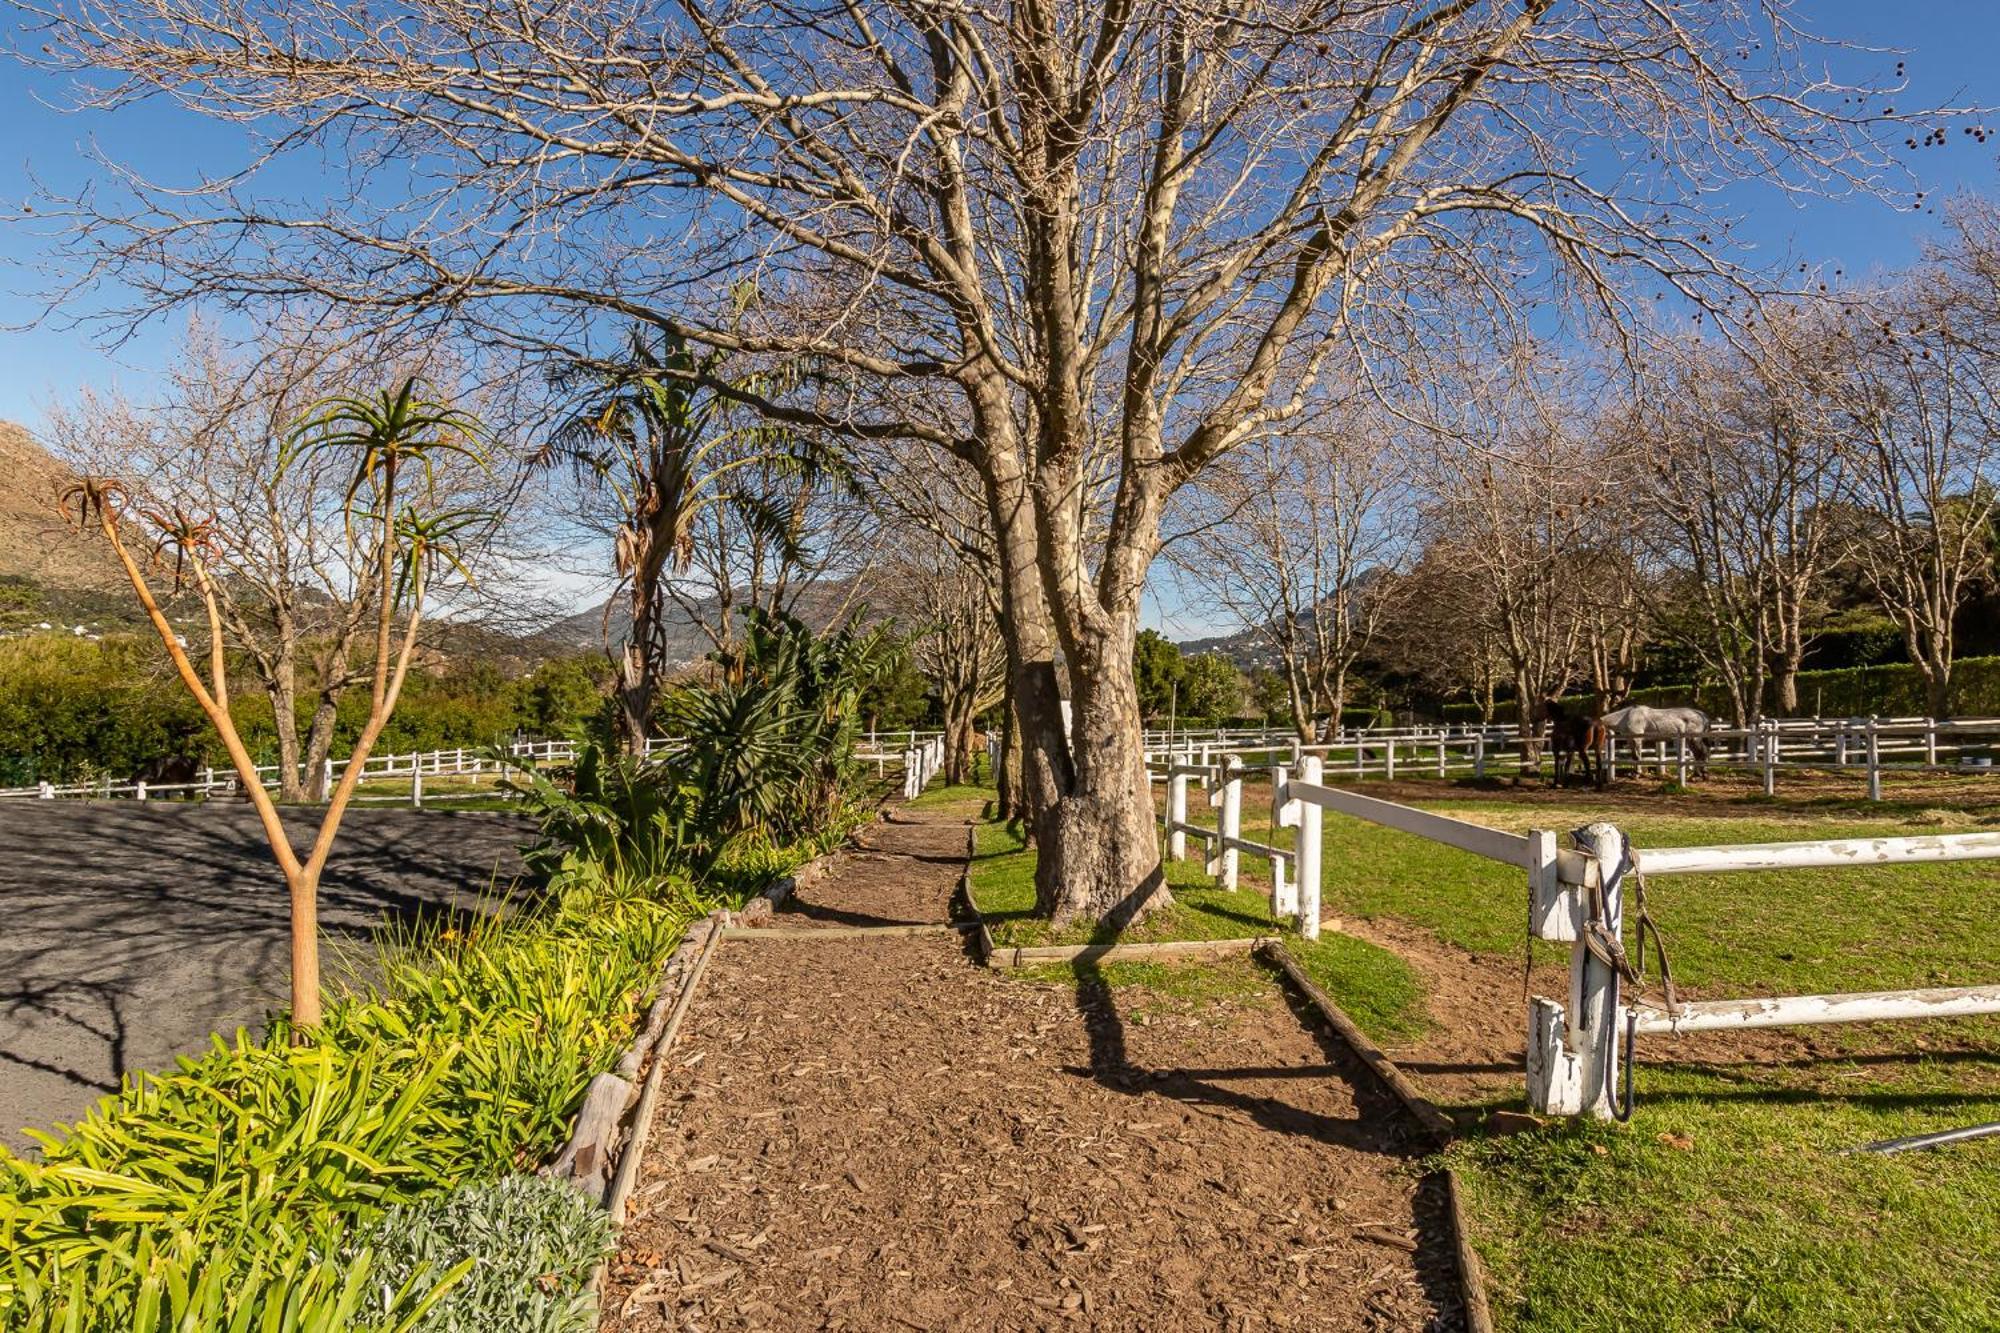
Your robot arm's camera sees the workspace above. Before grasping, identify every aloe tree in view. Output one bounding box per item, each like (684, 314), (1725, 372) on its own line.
(66, 376), (488, 1028)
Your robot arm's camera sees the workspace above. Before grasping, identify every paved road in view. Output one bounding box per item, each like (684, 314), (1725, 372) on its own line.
(0, 802), (531, 1150)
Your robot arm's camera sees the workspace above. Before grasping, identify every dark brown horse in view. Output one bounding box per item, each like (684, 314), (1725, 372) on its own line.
(1542, 697), (1606, 789)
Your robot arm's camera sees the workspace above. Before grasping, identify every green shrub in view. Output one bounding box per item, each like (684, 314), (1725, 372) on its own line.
(347, 1175), (613, 1333)
(0, 871), (717, 1327)
(2, 1231), (468, 1333)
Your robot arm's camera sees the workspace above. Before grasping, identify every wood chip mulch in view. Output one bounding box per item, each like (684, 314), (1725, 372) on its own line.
(599, 807), (1464, 1331)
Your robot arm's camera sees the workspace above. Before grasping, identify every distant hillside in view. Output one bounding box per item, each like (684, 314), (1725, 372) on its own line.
(1178, 625), (1278, 672)
(0, 422), (126, 595)
(543, 575), (884, 667)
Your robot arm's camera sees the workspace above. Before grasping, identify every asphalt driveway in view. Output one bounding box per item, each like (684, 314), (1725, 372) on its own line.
(0, 802), (531, 1150)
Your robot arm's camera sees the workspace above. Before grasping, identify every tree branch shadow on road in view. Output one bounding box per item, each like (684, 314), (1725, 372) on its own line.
(0, 802), (534, 1143)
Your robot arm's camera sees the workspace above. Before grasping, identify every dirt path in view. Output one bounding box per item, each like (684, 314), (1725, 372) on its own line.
(601, 807), (1464, 1331)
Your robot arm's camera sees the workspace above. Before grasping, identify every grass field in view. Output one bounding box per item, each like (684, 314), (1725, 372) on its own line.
(1296, 781), (2000, 1331)
(954, 769), (2000, 1329)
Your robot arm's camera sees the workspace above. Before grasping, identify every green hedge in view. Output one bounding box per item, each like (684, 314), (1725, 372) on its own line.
(0, 636), (610, 786)
(1439, 655), (2000, 724)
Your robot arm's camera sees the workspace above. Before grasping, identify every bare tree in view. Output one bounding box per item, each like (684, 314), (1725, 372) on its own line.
(1840, 243), (2000, 717)
(665, 436), (882, 669)
(21, 0), (1923, 925)
(1169, 413), (1412, 742)
(904, 548), (1007, 785)
(1637, 318), (1852, 721)
(44, 322), (506, 799)
(64, 379), (490, 1026)
(1415, 373), (1600, 765)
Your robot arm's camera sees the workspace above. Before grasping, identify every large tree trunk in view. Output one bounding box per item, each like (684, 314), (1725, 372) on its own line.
(995, 679), (1024, 819)
(982, 460), (1066, 830)
(1036, 626), (1168, 929)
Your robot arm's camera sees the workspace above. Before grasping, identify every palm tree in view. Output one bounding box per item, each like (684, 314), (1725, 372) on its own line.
(543, 328), (814, 752)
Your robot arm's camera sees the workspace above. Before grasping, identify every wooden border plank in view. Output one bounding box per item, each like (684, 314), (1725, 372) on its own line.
(992, 935), (1274, 968)
(1258, 940), (1492, 1333)
(1258, 941), (1455, 1142)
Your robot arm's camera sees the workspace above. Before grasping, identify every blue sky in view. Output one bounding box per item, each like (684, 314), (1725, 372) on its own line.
(2, 2), (1997, 629)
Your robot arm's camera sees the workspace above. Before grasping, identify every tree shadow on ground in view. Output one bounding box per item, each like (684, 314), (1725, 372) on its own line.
(1061, 960), (1470, 1323)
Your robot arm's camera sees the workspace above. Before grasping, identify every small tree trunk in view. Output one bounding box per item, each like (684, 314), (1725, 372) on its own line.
(615, 640), (652, 757)
(302, 695), (342, 801)
(270, 677), (307, 802)
(1923, 656), (1952, 719)
(997, 690), (1025, 819)
(286, 864), (322, 1025)
(1772, 657), (1801, 716)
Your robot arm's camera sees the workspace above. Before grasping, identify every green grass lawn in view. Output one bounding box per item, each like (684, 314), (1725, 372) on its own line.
(1297, 785), (2000, 1331)
(947, 770), (2000, 1327)
(963, 793), (1432, 1038)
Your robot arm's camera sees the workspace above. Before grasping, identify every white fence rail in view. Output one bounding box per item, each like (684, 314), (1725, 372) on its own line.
(4, 729), (947, 806)
(1151, 743), (2000, 1122)
(1146, 714), (2000, 800)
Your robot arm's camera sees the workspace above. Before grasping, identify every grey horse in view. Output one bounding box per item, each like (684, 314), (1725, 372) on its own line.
(1598, 704), (1711, 778)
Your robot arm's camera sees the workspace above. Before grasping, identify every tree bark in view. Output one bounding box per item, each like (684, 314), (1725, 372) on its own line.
(269, 668), (306, 802)
(1036, 628), (1167, 929)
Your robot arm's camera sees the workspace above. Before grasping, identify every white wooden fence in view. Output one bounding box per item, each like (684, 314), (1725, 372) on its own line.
(3, 729), (947, 807)
(1151, 747), (2000, 1121)
(900, 735), (948, 800)
(1146, 714), (2000, 800)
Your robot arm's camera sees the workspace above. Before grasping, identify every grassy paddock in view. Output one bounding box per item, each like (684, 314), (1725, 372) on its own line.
(961, 790), (1431, 1043)
(1288, 782), (2000, 1331)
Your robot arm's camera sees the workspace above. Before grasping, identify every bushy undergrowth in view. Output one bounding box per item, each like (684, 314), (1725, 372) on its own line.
(0, 614), (887, 1329)
(0, 807), (836, 1330)
(347, 1175), (614, 1333)
(0, 867), (714, 1330)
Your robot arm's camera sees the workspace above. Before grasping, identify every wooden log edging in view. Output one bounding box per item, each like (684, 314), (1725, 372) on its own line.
(958, 824), (1274, 969)
(1257, 940), (1494, 1333)
(550, 911), (727, 1211)
(991, 934), (1277, 969)
(955, 823), (998, 962)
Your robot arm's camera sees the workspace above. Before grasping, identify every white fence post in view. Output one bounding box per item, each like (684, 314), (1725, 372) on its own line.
(38, 781), (54, 799)
(1384, 739), (1396, 781)
(1208, 757), (1242, 889)
(1762, 720), (1777, 797)
(323, 757), (335, 797)
(412, 766), (424, 809)
(1527, 822), (1627, 1119)
(1271, 763), (1298, 916)
(1437, 738), (1447, 778)
(135, 780), (148, 802)
(1473, 734), (1486, 780)
(1867, 716), (1882, 802)
(1297, 755), (1323, 939)
(1925, 718), (1937, 768)
(1167, 769), (1189, 862)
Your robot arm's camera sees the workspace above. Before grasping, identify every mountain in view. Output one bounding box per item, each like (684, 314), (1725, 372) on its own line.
(541, 575), (883, 666)
(0, 422), (127, 593)
(1178, 625), (1278, 672)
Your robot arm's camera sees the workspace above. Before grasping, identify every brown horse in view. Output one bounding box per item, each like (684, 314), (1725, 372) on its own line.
(1542, 697), (1606, 789)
